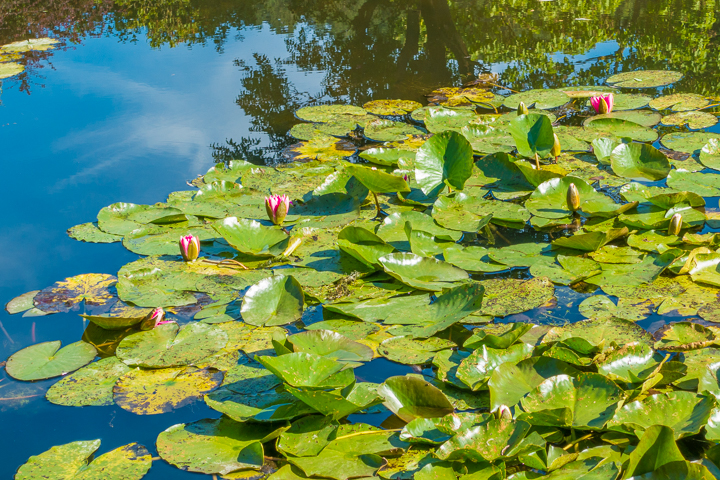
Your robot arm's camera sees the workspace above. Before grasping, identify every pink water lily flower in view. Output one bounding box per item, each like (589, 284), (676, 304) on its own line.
(265, 194), (292, 225)
(590, 93), (614, 114)
(179, 234), (200, 262)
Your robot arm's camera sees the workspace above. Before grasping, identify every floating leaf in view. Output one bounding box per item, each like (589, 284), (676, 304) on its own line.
(606, 70), (683, 88)
(415, 131), (474, 194)
(15, 440), (152, 480)
(364, 118), (423, 142)
(379, 253), (469, 291)
(213, 217), (289, 257)
(363, 99), (422, 116)
(607, 391), (714, 439)
(662, 111), (718, 130)
(295, 105), (366, 122)
(68, 222), (123, 243)
(116, 322), (228, 368)
(650, 93), (710, 111)
(157, 417), (284, 475)
(283, 136), (356, 162)
(46, 357), (131, 406)
(344, 163), (410, 194)
(5, 290), (39, 315)
(378, 375), (454, 422)
(661, 132), (720, 154)
(508, 113), (555, 159)
(6, 341), (97, 381)
(585, 118), (658, 143)
(34, 273), (116, 313)
(240, 275), (304, 326)
(257, 352), (354, 388)
(503, 89), (570, 109)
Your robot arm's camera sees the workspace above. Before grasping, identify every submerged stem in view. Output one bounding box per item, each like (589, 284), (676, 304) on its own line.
(372, 192), (382, 218)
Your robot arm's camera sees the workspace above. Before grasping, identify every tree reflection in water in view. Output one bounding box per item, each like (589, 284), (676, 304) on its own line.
(1, 0), (718, 163)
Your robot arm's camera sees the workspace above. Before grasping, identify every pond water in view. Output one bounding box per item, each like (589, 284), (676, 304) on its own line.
(2, 1), (720, 479)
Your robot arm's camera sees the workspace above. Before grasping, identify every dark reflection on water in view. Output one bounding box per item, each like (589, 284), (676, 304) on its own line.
(1, 0), (720, 477)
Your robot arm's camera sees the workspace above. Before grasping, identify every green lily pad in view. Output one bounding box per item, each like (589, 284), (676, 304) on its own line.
(488, 357), (578, 411)
(699, 139), (720, 171)
(606, 70), (683, 88)
(461, 125), (515, 155)
(379, 336), (455, 364)
(157, 417), (284, 475)
(379, 253), (469, 291)
(435, 417), (531, 462)
(433, 193), (530, 231)
(205, 386), (316, 423)
(508, 113), (555, 159)
(295, 105), (366, 122)
(427, 87), (502, 107)
(364, 118), (424, 142)
(287, 330), (373, 362)
(583, 110), (660, 128)
(543, 317), (653, 354)
(609, 93), (652, 110)
(584, 118), (658, 143)
(610, 143), (670, 181)
(363, 99), (422, 116)
(519, 373), (623, 428)
(359, 147), (416, 166)
(15, 440), (151, 480)
(607, 391), (714, 439)
(240, 275), (304, 326)
(654, 322), (719, 351)
(378, 375), (454, 422)
(415, 131), (474, 195)
(558, 86), (619, 98)
(116, 322), (228, 368)
(552, 227), (629, 252)
(667, 169), (720, 196)
(114, 366), (223, 415)
(503, 89), (571, 110)
(344, 163), (410, 194)
(423, 106), (479, 133)
(457, 343), (534, 390)
(650, 93), (710, 111)
(213, 217), (289, 257)
(596, 342), (663, 383)
(624, 425), (686, 478)
(479, 277), (555, 317)
(662, 111), (718, 129)
(285, 382), (382, 419)
(5, 290), (39, 315)
(442, 245), (506, 273)
(68, 222), (124, 243)
(46, 357), (131, 406)
(6, 340), (97, 381)
(578, 296), (651, 322)
(257, 352), (354, 388)
(661, 132), (720, 154)
(526, 176), (619, 219)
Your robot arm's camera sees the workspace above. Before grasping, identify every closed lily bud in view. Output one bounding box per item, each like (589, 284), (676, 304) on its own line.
(282, 236), (303, 257)
(497, 405), (512, 420)
(140, 308), (173, 330)
(551, 133), (561, 158)
(179, 234), (200, 262)
(567, 183), (580, 212)
(590, 93), (614, 114)
(668, 213), (682, 236)
(517, 101), (529, 115)
(265, 194), (291, 225)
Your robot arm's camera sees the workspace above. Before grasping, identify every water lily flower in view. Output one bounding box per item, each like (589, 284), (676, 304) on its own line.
(668, 213), (682, 235)
(265, 194), (291, 225)
(403, 174), (409, 181)
(140, 307), (173, 330)
(590, 93), (614, 114)
(567, 183), (580, 212)
(551, 133), (561, 161)
(497, 405), (512, 420)
(517, 101), (529, 115)
(179, 234), (200, 262)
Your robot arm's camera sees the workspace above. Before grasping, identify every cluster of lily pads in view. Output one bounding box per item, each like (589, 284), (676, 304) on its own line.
(7, 69), (720, 479)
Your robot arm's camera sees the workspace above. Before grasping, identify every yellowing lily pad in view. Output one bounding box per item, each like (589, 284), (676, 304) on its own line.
(606, 70), (683, 88)
(34, 273), (117, 313)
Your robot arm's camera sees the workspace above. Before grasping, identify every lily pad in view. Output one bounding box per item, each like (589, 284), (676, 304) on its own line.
(116, 322), (228, 368)
(295, 105), (366, 122)
(610, 143), (670, 181)
(661, 132), (720, 154)
(6, 341), (97, 381)
(213, 217), (289, 257)
(114, 366), (223, 415)
(283, 136), (356, 162)
(606, 70), (683, 88)
(364, 118), (424, 142)
(503, 89), (570, 110)
(46, 357), (131, 406)
(378, 253), (469, 291)
(34, 273), (116, 313)
(5, 290), (39, 315)
(584, 118), (658, 143)
(363, 99), (422, 116)
(650, 93), (710, 111)
(241, 275), (304, 326)
(157, 417), (284, 475)
(415, 131), (474, 194)
(378, 375), (454, 422)
(662, 111), (718, 130)
(15, 440), (152, 480)
(68, 222), (124, 243)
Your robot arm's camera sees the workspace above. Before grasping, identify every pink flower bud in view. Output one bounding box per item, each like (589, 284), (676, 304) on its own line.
(265, 194), (291, 225)
(140, 307), (174, 330)
(403, 175), (409, 181)
(590, 93), (614, 114)
(179, 234), (200, 262)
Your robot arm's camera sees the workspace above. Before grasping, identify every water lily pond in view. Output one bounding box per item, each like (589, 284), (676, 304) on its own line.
(5, 1), (720, 479)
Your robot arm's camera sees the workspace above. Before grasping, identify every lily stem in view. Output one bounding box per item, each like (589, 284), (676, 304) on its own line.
(534, 152), (541, 170)
(202, 258), (248, 270)
(372, 192), (382, 218)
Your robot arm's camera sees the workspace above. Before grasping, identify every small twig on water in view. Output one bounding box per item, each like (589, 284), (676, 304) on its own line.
(0, 321), (14, 344)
